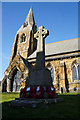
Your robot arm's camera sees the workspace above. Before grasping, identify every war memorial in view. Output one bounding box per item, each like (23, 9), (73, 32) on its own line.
(2, 7), (80, 94)
(1, 5), (80, 119)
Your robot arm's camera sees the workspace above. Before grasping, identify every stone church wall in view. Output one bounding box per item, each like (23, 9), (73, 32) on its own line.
(2, 8), (80, 93)
(2, 52), (80, 93)
(46, 56), (80, 93)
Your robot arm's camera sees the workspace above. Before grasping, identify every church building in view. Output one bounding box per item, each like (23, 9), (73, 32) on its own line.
(2, 7), (80, 93)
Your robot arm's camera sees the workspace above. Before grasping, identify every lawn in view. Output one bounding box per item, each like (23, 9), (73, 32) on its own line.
(1, 92), (80, 119)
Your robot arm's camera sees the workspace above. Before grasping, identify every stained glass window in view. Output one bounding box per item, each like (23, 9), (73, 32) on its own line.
(72, 66), (77, 80)
(13, 80), (16, 92)
(13, 71), (21, 92)
(51, 68), (54, 82)
(78, 65), (80, 80)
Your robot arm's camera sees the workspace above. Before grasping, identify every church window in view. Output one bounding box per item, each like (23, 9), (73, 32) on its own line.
(72, 63), (80, 81)
(51, 68), (54, 82)
(20, 33), (26, 43)
(47, 63), (55, 84)
(13, 71), (21, 92)
(23, 21), (28, 28)
(72, 66), (77, 80)
(13, 79), (16, 92)
(78, 65), (80, 80)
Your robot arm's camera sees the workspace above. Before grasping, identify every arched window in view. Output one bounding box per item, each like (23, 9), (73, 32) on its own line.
(13, 78), (16, 92)
(46, 63), (55, 84)
(78, 65), (80, 80)
(72, 62), (80, 81)
(16, 71), (21, 91)
(72, 66), (77, 80)
(20, 33), (26, 43)
(13, 71), (21, 92)
(51, 68), (54, 82)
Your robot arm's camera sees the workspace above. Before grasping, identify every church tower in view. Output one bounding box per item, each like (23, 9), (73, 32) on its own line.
(4, 7), (37, 92)
(9, 7), (37, 64)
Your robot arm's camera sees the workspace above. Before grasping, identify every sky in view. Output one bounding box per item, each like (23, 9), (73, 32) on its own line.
(1, 2), (78, 81)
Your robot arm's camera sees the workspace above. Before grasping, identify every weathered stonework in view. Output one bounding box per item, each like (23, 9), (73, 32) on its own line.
(46, 57), (80, 93)
(2, 7), (80, 93)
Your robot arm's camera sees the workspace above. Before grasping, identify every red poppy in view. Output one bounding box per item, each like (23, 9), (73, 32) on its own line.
(47, 86), (56, 99)
(20, 86), (33, 98)
(32, 86), (45, 99)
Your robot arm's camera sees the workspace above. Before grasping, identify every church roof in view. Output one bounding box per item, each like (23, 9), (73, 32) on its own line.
(45, 38), (79, 56)
(28, 38), (79, 59)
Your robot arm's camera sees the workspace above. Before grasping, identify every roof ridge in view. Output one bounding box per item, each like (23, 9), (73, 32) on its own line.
(46, 37), (79, 45)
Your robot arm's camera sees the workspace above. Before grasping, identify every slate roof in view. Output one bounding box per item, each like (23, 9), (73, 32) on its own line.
(28, 38), (79, 59)
(45, 38), (79, 56)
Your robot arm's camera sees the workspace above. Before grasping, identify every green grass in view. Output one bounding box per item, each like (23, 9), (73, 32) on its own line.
(2, 92), (19, 103)
(1, 92), (80, 119)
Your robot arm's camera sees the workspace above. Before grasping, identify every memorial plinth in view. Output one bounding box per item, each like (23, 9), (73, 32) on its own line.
(27, 26), (52, 87)
(28, 68), (52, 86)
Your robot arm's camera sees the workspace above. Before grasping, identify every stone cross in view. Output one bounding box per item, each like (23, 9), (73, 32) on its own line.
(34, 26), (49, 53)
(34, 26), (49, 68)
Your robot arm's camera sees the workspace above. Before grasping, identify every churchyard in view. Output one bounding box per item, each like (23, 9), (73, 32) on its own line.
(1, 5), (80, 120)
(1, 92), (80, 119)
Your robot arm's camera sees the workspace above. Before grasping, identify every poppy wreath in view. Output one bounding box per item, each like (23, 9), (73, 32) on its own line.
(47, 86), (56, 99)
(22, 86), (33, 98)
(32, 86), (45, 99)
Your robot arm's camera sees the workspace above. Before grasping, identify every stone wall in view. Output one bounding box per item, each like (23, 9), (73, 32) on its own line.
(3, 53), (80, 93)
(2, 8), (80, 93)
(46, 56), (80, 93)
